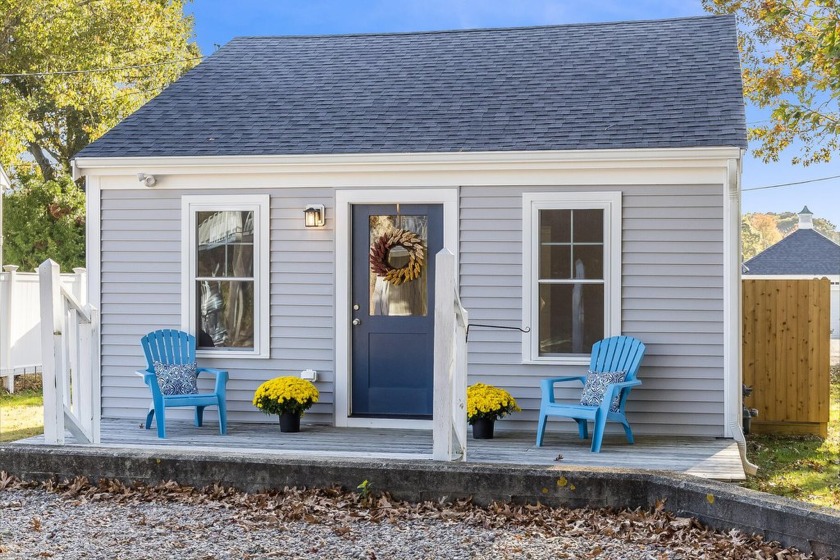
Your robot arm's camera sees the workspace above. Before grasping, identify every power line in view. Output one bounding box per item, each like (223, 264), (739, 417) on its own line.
(742, 174), (840, 192)
(0, 57), (203, 78)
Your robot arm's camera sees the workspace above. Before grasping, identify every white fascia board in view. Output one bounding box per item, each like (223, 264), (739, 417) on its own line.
(0, 165), (10, 189)
(73, 146), (743, 178)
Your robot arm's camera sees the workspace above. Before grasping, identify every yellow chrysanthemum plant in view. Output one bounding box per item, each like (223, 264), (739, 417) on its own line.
(466, 383), (521, 425)
(253, 376), (319, 418)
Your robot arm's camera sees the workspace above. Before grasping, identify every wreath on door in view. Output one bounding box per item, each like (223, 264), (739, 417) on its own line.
(369, 229), (425, 285)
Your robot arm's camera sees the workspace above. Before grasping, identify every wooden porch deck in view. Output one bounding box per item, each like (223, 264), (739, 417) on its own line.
(17, 418), (745, 481)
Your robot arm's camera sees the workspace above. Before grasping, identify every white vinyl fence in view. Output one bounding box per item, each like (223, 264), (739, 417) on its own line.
(0, 264), (87, 392)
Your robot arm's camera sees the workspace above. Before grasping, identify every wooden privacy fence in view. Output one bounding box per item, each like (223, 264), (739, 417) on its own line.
(742, 278), (831, 437)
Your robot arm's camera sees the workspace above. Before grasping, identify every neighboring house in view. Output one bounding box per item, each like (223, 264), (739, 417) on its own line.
(743, 207), (840, 339)
(72, 16), (747, 438)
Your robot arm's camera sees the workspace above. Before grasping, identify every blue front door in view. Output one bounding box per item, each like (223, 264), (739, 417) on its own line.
(351, 204), (443, 418)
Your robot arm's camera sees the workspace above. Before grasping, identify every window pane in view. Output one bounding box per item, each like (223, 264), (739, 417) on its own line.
(369, 214), (428, 316)
(571, 245), (604, 279)
(538, 283), (604, 355)
(197, 244), (223, 278)
(572, 209), (603, 243)
(540, 209), (571, 244)
(539, 244), (571, 279)
(197, 211), (254, 278)
(197, 280), (255, 349)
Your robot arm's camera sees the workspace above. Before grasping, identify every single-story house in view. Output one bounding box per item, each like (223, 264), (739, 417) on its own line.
(72, 15), (747, 439)
(743, 207), (840, 338)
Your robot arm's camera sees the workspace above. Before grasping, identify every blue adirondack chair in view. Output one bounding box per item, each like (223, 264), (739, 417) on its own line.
(137, 329), (229, 438)
(536, 336), (646, 452)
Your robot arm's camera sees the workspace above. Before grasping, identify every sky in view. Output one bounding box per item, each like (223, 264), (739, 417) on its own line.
(185, 0), (840, 226)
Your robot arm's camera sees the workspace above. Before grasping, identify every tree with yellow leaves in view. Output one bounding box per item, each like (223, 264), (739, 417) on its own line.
(703, 0), (839, 165)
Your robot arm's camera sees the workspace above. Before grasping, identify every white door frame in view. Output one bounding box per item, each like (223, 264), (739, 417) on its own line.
(334, 188), (459, 428)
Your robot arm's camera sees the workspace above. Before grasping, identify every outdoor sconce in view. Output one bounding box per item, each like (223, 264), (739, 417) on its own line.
(304, 204), (326, 228)
(137, 173), (157, 187)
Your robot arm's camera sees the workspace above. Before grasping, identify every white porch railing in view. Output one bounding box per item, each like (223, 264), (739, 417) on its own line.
(432, 249), (469, 461)
(38, 259), (101, 444)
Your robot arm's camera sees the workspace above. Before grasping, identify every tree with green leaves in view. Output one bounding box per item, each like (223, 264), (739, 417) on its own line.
(703, 0), (840, 165)
(2, 174), (85, 270)
(0, 0), (200, 179)
(741, 216), (764, 260)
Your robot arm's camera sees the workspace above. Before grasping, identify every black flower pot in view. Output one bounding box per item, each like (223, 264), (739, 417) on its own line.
(279, 412), (301, 433)
(471, 418), (495, 439)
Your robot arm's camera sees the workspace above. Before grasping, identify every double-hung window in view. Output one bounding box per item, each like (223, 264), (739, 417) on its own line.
(182, 195), (270, 358)
(523, 192), (621, 363)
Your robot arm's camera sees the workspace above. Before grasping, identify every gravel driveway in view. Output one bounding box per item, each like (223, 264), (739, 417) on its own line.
(0, 475), (816, 559)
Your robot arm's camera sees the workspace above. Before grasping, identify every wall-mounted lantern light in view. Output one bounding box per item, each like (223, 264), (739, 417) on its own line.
(137, 173), (157, 187)
(304, 204), (326, 228)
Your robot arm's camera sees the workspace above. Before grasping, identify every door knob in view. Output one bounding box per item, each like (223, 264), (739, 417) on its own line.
(352, 318), (361, 326)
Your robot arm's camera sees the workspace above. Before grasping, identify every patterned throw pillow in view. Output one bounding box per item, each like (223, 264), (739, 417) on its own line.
(153, 361), (198, 396)
(580, 370), (627, 412)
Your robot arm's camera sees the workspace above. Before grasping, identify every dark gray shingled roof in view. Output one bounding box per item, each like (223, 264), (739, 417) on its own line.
(743, 229), (840, 276)
(76, 15), (746, 159)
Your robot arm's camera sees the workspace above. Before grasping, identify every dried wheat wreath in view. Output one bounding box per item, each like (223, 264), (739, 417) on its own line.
(369, 229), (425, 285)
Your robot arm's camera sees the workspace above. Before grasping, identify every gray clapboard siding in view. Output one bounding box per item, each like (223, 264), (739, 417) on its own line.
(627, 241), (723, 254)
(100, 181), (727, 437)
(100, 188), (337, 425)
(624, 253), (722, 265)
(624, 231), (723, 243)
(458, 184), (725, 437)
(624, 286), (723, 300)
(623, 298), (722, 311)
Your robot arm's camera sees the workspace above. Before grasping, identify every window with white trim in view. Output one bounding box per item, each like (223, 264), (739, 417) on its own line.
(523, 192), (621, 363)
(182, 195), (270, 358)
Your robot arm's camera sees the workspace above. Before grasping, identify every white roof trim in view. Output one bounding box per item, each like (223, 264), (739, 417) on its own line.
(0, 165), (10, 189)
(73, 146), (743, 176)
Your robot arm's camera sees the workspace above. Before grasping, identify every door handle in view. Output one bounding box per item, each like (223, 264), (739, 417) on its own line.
(352, 318), (361, 326)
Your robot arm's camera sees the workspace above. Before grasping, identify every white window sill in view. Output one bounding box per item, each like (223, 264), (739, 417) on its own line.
(522, 356), (590, 366)
(197, 349), (270, 360)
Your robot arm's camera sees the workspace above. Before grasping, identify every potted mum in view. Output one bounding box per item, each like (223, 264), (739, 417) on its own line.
(466, 383), (521, 439)
(253, 376), (319, 433)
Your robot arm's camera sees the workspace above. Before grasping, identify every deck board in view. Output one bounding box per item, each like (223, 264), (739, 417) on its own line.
(16, 418), (745, 481)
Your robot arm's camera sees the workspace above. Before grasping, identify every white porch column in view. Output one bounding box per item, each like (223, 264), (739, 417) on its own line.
(39, 259), (65, 444)
(433, 250), (456, 460)
(432, 249), (466, 461)
(72, 267), (87, 306)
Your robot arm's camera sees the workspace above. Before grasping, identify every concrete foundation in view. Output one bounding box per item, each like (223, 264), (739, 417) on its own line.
(1, 445), (838, 558)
